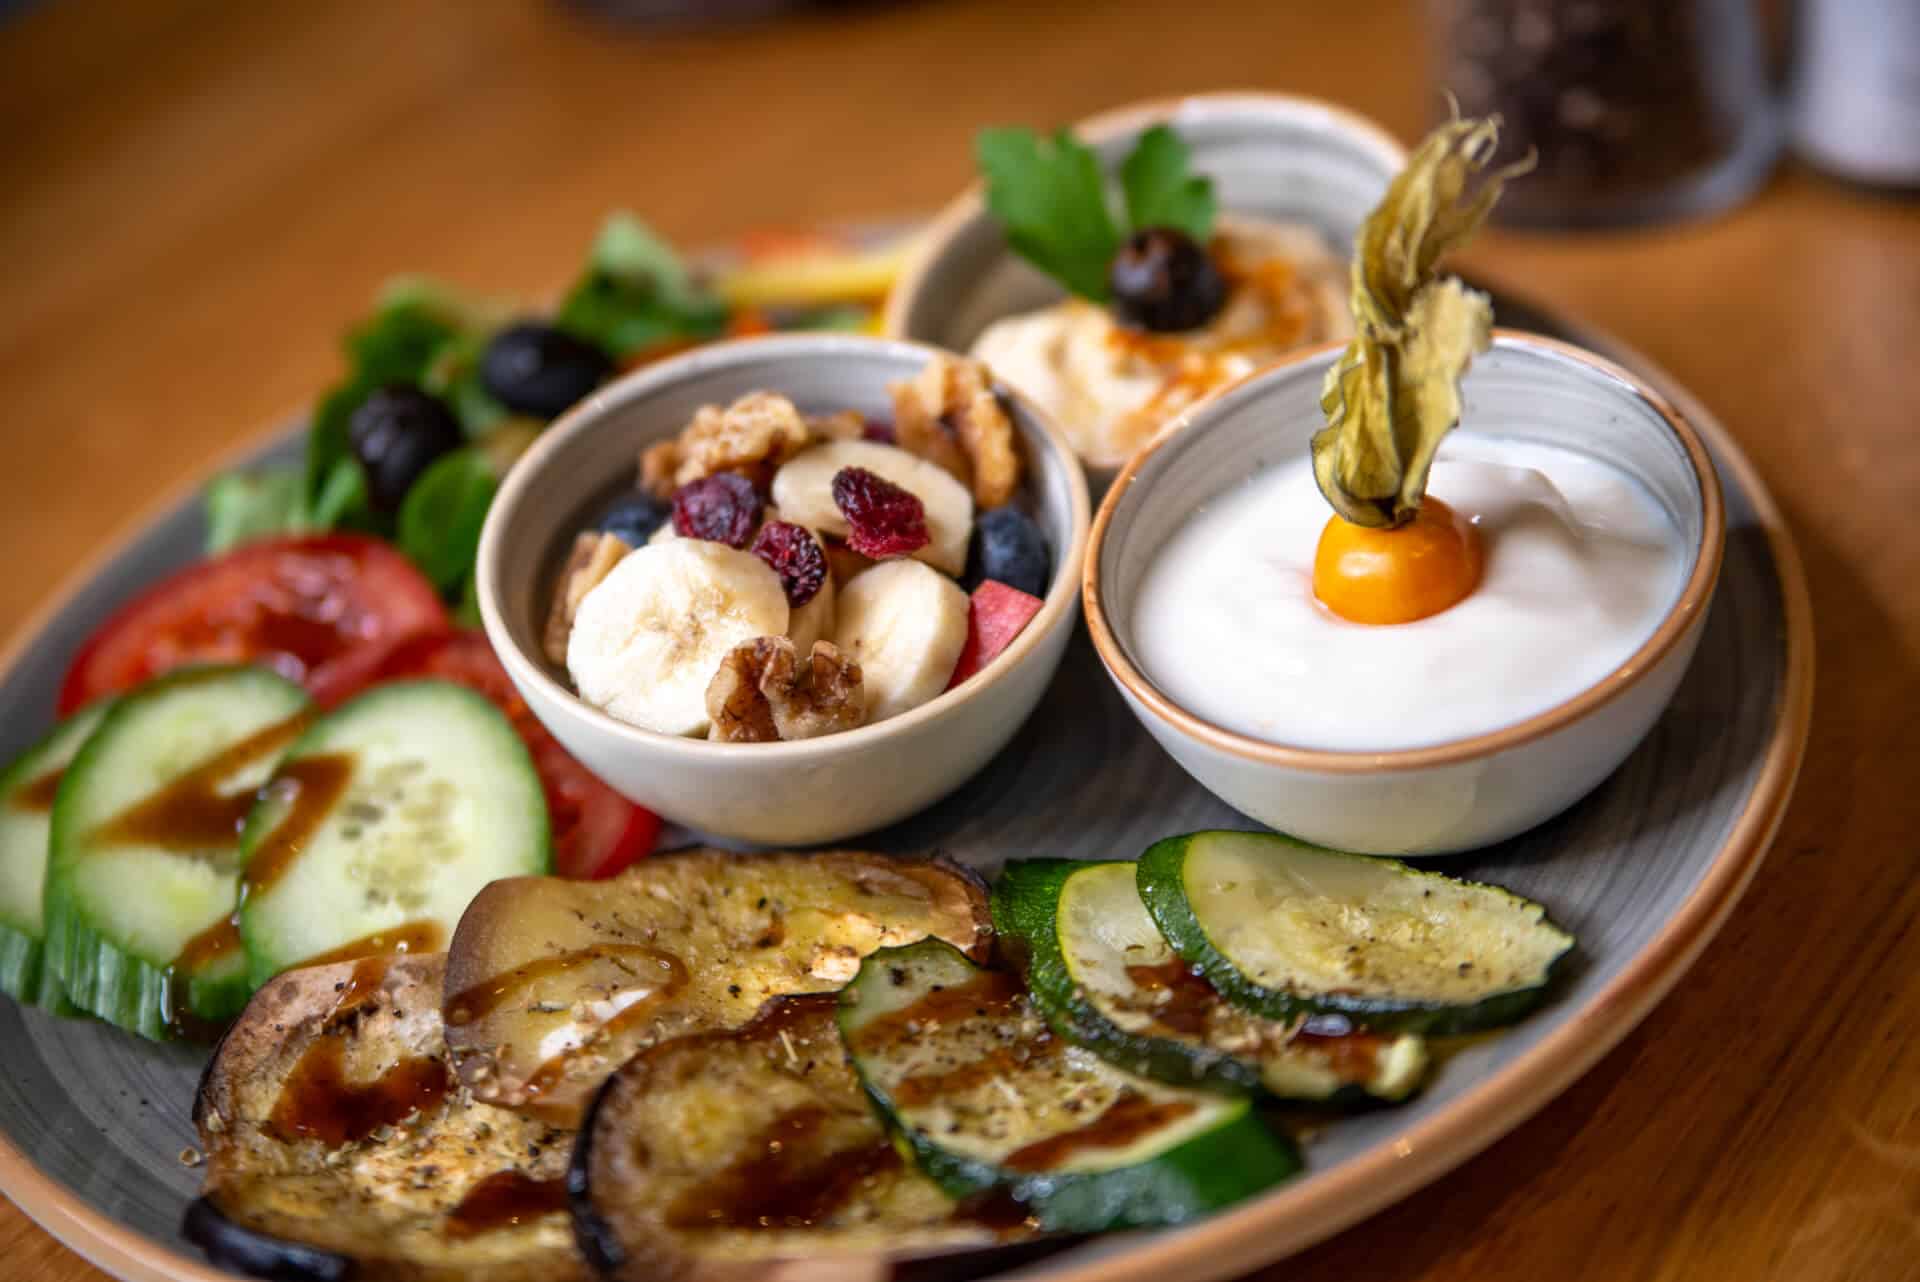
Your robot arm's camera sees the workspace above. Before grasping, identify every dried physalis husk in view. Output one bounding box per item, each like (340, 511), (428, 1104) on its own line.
(1311, 115), (1531, 528)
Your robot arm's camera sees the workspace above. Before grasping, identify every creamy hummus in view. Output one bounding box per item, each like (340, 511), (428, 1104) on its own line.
(973, 217), (1352, 467)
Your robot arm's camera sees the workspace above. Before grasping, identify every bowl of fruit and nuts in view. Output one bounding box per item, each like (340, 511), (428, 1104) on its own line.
(477, 333), (1090, 844)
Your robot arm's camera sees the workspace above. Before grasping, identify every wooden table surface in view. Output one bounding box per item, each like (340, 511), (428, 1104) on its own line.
(1, 1), (1914, 1279)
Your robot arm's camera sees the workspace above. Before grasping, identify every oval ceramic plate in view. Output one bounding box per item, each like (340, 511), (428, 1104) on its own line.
(0, 287), (1810, 1282)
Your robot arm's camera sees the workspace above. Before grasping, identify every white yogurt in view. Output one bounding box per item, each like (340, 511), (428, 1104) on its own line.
(1131, 436), (1687, 751)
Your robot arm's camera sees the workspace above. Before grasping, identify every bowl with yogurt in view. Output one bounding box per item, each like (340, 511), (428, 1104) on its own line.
(884, 93), (1406, 486)
(1085, 330), (1725, 855)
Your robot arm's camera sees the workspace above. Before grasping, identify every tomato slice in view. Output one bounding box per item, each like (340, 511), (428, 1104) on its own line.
(320, 630), (659, 880)
(57, 534), (448, 716)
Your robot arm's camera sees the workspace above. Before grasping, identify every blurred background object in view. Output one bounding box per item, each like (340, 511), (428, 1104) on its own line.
(563, 0), (888, 24)
(1789, 0), (1920, 189)
(1429, 0), (1780, 227)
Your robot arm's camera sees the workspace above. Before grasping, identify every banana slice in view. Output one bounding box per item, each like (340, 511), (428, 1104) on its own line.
(770, 440), (973, 577)
(568, 540), (790, 737)
(832, 560), (970, 722)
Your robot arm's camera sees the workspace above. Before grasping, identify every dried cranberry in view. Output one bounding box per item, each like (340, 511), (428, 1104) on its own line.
(750, 520), (828, 607)
(831, 467), (929, 560)
(862, 419), (897, 445)
(671, 473), (762, 548)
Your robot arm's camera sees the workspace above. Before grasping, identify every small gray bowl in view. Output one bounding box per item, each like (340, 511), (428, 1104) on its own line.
(477, 333), (1090, 846)
(1085, 332), (1726, 855)
(884, 92), (1407, 486)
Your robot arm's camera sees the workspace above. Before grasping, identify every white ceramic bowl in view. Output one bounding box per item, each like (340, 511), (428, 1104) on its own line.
(884, 92), (1408, 489)
(1085, 332), (1726, 856)
(477, 333), (1090, 846)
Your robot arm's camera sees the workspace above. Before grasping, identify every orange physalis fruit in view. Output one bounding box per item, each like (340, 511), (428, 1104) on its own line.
(1312, 497), (1483, 626)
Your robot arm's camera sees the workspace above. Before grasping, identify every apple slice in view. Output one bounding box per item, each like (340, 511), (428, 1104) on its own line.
(946, 580), (1045, 689)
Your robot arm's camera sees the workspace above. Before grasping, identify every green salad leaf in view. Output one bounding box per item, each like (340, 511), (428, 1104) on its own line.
(557, 213), (730, 358)
(203, 466), (306, 554)
(309, 455), (372, 530)
(1119, 125), (1216, 243)
(397, 447), (498, 593)
(422, 330), (510, 438)
(1311, 116), (1529, 528)
(976, 123), (1217, 301)
(203, 215), (736, 580)
(302, 277), (488, 513)
(453, 571), (485, 630)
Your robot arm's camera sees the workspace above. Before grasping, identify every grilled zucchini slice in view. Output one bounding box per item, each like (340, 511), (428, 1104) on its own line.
(188, 953), (584, 1282)
(572, 993), (1040, 1282)
(838, 940), (1300, 1232)
(994, 860), (1426, 1101)
(443, 847), (991, 1126)
(1138, 831), (1575, 1034)
(0, 702), (111, 1012)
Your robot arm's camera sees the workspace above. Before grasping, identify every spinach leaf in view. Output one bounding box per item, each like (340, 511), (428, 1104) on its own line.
(396, 447), (497, 593)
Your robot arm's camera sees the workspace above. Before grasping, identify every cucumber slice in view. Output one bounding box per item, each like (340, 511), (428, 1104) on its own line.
(0, 703), (112, 1012)
(837, 939), (1300, 1232)
(994, 860), (1427, 1102)
(238, 680), (550, 986)
(45, 667), (311, 1040)
(1138, 831), (1575, 1035)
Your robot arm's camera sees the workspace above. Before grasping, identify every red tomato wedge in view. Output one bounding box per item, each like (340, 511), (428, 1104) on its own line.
(56, 534), (448, 716)
(946, 580), (1046, 689)
(315, 629), (659, 880)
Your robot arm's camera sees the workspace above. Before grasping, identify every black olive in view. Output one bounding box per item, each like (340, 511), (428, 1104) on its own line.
(1108, 226), (1227, 333)
(480, 321), (613, 419)
(347, 385), (464, 513)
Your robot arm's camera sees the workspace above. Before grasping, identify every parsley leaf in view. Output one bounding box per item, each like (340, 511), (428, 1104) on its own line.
(976, 128), (1121, 301)
(1120, 125), (1216, 243)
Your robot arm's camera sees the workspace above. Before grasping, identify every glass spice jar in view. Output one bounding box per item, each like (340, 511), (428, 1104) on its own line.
(1429, 0), (1781, 227)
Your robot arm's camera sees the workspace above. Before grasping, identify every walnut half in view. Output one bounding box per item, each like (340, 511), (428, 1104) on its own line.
(640, 391), (811, 500)
(889, 354), (1023, 509)
(706, 637), (866, 743)
(543, 531), (632, 666)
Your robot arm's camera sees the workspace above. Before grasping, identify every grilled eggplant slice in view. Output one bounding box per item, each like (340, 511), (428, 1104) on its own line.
(994, 860), (1427, 1101)
(443, 848), (991, 1125)
(573, 994), (1033, 1281)
(1138, 831), (1575, 1034)
(838, 940), (1301, 1232)
(190, 953), (585, 1282)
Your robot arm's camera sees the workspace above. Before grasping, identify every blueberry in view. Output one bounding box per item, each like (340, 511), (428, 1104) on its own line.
(1109, 226), (1227, 333)
(480, 321), (613, 419)
(348, 385), (464, 513)
(963, 507), (1050, 597)
(594, 492), (672, 546)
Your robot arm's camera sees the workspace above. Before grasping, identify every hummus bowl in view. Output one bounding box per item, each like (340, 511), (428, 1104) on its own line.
(885, 92), (1408, 489)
